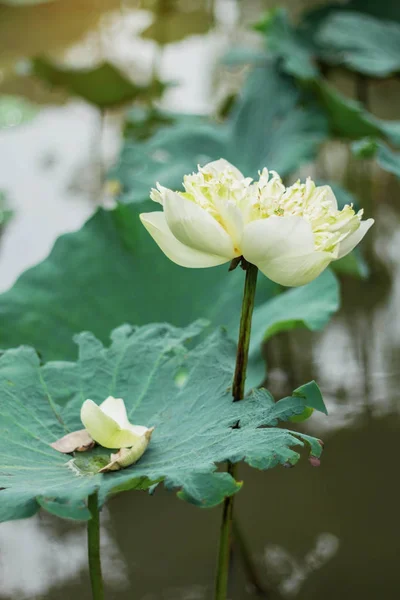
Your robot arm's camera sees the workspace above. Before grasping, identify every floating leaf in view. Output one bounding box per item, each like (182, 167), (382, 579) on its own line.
(112, 62), (328, 203)
(32, 58), (165, 109)
(0, 95), (38, 129)
(0, 323), (326, 522)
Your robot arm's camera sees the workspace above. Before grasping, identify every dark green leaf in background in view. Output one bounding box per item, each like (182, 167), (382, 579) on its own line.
(316, 12), (400, 77)
(255, 8), (318, 81)
(31, 58), (165, 109)
(255, 10), (400, 144)
(112, 63), (328, 203)
(0, 322), (325, 522)
(352, 137), (400, 180)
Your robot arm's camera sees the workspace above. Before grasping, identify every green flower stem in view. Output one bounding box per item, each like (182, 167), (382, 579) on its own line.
(215, 261), (258, 600)
(87, 492), (105, 600)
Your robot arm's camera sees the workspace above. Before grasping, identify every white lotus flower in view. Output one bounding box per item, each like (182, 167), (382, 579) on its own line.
(140, 159), (374, 287)
(80, 396), (154, 450)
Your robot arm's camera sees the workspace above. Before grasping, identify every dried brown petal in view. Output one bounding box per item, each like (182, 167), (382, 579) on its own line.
(50, 429), (95, 454)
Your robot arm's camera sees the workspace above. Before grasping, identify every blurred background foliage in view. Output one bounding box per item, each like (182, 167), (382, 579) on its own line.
(0, 1), (399, 599)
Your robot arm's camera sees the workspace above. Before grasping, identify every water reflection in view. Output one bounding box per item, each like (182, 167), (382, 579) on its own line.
(264, 533), (340, 597)
(0, 509), (127, 598)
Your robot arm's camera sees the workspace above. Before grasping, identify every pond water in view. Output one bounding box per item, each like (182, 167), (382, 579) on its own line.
(0, 1), (399, 599)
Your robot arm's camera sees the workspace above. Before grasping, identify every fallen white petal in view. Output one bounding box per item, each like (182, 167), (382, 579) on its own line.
(81, 400), (145, 449)
(99, 397), (130, 429)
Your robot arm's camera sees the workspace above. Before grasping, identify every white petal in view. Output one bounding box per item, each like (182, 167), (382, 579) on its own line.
(202, 158), (244, 179)
(242, 216), (333, 286)
(163, 189), (236, 258)
(256, 251), (334, 287)
(99, 396), (129, 428)
(319, 185), (337, 210)
(150, 184), (169, 205)
(81, 399), (144, 449)
(213, 198), (244, 249)
(336, 218), (374, 259)
(242, 216), (316, 263)
(140, 212), (230, 268)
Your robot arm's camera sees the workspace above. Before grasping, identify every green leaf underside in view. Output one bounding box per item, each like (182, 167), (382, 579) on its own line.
(0, 202), (339, 384)
(31, 59), (164, 109)
(111, 62), (328, 203)
(0, 323), (325, 522)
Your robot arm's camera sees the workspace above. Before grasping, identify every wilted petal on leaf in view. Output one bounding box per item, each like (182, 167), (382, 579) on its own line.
(99, 428), (154, 473)
(50, 429), (95, 454)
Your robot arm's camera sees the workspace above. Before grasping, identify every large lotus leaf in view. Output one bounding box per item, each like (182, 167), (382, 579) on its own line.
(0, 322), (326, 522)
(0, 202), (339, 376)
(31, 58), (165, 109)
(316, 12), (400, 77)
(111, 62), (328, 203)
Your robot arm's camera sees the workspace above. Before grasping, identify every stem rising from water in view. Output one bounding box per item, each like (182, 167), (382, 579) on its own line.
(214, 261), (258, 600)
(88, 492), (104, 600)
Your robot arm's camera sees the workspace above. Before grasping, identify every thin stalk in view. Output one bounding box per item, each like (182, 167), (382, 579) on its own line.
(87, 492), (104, 600)
(214, 261), (258, 600)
